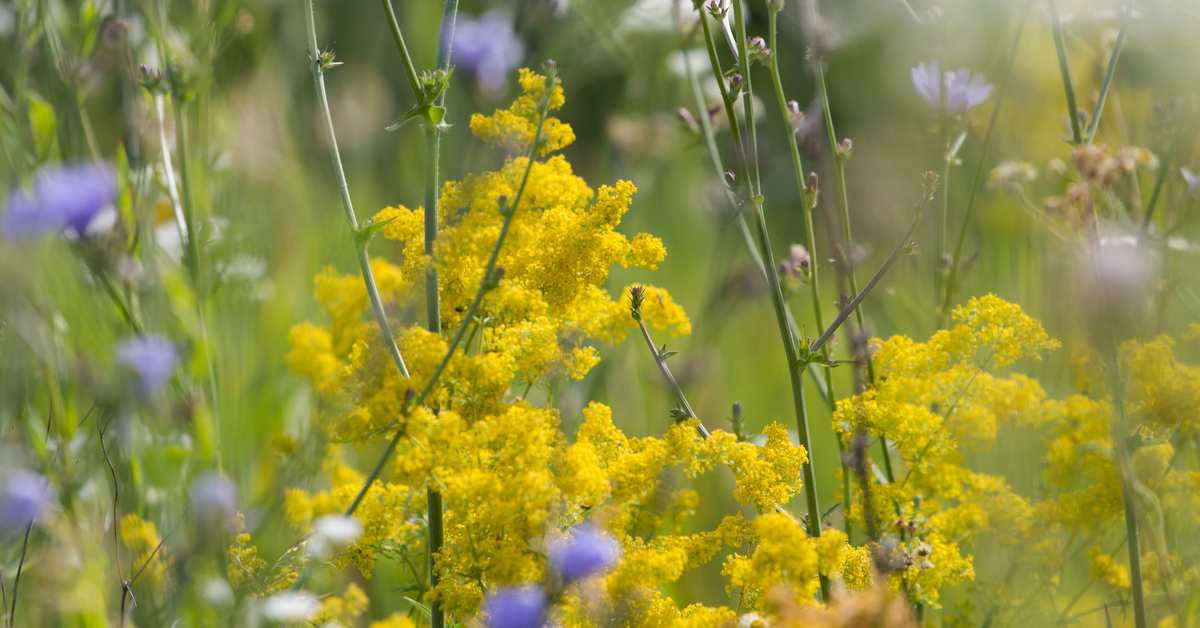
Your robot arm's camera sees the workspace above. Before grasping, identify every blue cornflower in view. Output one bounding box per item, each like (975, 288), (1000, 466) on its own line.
(0, 470), (55, 534)
(446, 12), (524, 96)
(1, 163), (116, 239)
(115, 335), (179, 396)
(911, 61), (994, 114)
(548, 525), (621, 582)
(482, 584), (546, 628)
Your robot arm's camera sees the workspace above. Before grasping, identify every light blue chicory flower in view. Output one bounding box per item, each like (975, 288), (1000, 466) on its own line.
(115, 335), (179, 396)
(446, 11), (524, 96)
(482, 584), (546, 628)
(1, 163), (116, 239)
(911, 60), (994, 114)
(548, 525), (621, 582)
(0, 470), (55, 534)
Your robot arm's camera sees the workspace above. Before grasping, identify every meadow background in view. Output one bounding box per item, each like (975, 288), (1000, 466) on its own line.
(1, 0), (1199, 625)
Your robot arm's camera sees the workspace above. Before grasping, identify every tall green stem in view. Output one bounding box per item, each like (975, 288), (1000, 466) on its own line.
(939, 3), (1030, 327)
(728, 1), (830, 601)
(1050, 0), (1084, 145)
(1109, 344), (1148, 628)
(423, 4), (457, 626)
(302, 0), (411, 379)
(765, 7), (850, 539)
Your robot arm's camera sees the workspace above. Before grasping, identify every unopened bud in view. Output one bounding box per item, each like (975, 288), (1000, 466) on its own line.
(725, 171), (738, 187)
(676, 107), (698, 132)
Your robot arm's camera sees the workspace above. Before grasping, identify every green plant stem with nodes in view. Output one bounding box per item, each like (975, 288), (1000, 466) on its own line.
(1108, 342), (1148, 628)
(808, 15), (899, 489)
(303, 0), (411, 382)
(727, 0), (831, 601)
(419, 5), (457, 627)
(764, 5), (852, 539)
(681, 21), (829, 405)
(1086, 0), (1134, 145)
(938, 2), (1030, 329)
(1050, 0), (1084, 145)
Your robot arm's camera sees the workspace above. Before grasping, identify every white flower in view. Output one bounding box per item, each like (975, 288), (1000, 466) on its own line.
(308, 514), (363, 557)
(261, 591), (319, 623)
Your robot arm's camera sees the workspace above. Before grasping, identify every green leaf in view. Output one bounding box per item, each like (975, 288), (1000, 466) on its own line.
(386, 104), (446, 131)
(403, 597), (432, 619)
(355, 216), (397, 248)
(661, 350), (679, 361)
(669, 408), (692, 421)
(27, 93), (56, 162)
(820, 501), (843, 523)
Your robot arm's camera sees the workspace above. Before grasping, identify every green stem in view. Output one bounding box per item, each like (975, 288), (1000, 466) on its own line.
(1086, 0), (1134, 144)
(303, 0), (412, 379)
(729, 1), (829, 601)
(1050, 0), (1084, 145)
(1141, 133), (1180, 237)
(810, 211), (925, 355)
(1109, 343), (1148, 628)
(766, 7), (850, 539)
(379, 0), (422, 100)
(939, 2), (1030, 328)
(425, 5), (458, 624)
(813, 60), (873, 386)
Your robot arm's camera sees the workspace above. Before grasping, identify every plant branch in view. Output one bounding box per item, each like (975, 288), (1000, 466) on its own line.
(1050, 0), (1084, 144)
(1085, 0), (1134, 144)
(939, 2), (1030, 327)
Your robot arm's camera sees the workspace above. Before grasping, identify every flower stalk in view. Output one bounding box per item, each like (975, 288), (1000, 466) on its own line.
(938, 2), (1030, 328)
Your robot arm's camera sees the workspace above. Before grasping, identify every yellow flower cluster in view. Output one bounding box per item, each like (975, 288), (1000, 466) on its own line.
(834, 296), (1055, 606)
(470, 68), (575, 155)
(835, 294), (1200, 616)
(119, 513), (171, 593)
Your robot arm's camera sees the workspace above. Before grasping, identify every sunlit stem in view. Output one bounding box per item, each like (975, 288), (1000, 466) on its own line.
(765, 7), (850, 539)
(302, 0), (412, 379)
(729, 0), (831, 602)
(939, 2), (1030, 328)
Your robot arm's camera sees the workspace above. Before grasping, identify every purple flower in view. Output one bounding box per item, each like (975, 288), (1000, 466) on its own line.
(482, 585), (546, 628)
(1, 470), (55, 534)
(115, 335), (178, 396)
(191, 471), (238, 524)
(548, 525), (621, 581)
(911, 61), (994, 114)
(1, 163), (116, 239)
(446, 12), (524, 96)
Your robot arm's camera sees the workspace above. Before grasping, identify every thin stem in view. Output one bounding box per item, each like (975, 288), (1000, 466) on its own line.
(304, 0), (411, 379)
(766, 7), (850, 537)
(379, 0), (422, 100)
(813, 60), (873, 385)
(811, 211), (926, 355)
(939, 3), (1030, 327)
(1050, 0), (1084, 145)
(152, 93), (188, 240)
(1085, 0), (1134, 145)
(97, 269), (144, 333)
(729, 1), (829, 601)
(341, 85), (551, 517)
(1110, 343), (1148, 628)
(1141, 133), (1180, 236)
(424, 124), (442, 335)
(7, 522), (32, 628)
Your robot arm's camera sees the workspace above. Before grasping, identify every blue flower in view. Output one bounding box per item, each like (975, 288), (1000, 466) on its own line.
(1, 470), (55, 534)
(482, 584), (545, 628)
(548, 525), (621, 582)
(446, 12), (524, 96)
(191, 471), (238, 524)
(911, 61), (994, 114)
(115, 335), (179, 396)
(1, 163), (116, 239)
